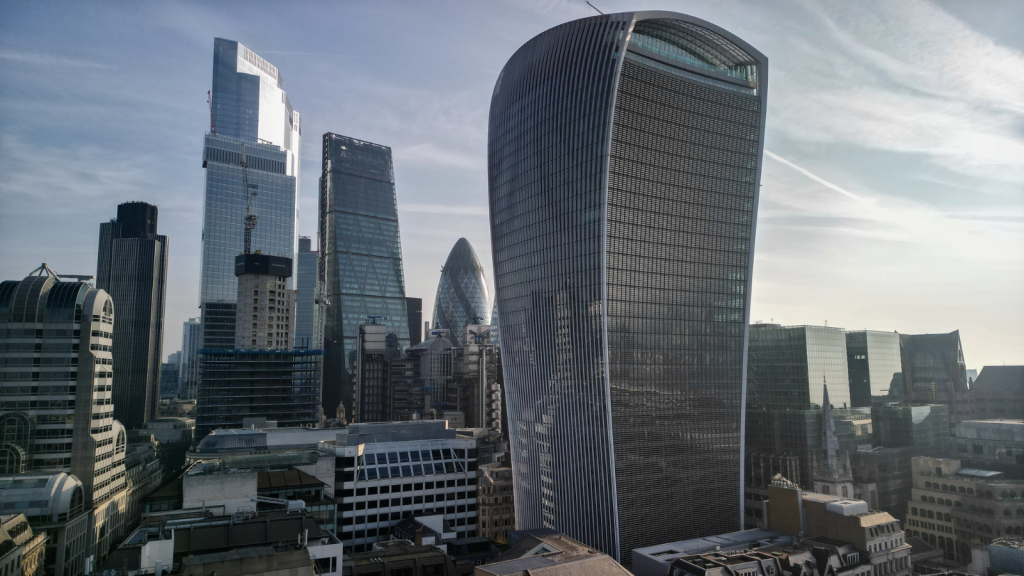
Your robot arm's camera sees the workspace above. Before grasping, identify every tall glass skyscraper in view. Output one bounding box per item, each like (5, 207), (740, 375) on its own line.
(432, 238), (490, 346)
(320, 133), (410, 422)
(488, 12), (768, 562)
(97, 201), (168, 429)
(747, 324), (853, 410)
(199, 38), (301, 348)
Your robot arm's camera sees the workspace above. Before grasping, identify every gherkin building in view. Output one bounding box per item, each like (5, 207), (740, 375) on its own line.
(431, 238), (490, 346)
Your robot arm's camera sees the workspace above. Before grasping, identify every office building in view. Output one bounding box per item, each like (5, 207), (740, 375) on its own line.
(748, 324), (852, 410)
(234, 253), (296, 349)
(0, 266), (128, 506)
(632, 529), (792, 576)
(847, 331), (902, 407)
(355, 323), (390, 423)
(100, 508), (341, 576)
(899, 332), (968, 405)
(179, 317), (201, 399)
(407, 297), (423, 346)
(160, 352), (180, 398)
(953, 420), (1024, 477)
(850, 446), (915, 521)
(324, 421), (479, 553)
(200, 38), (300, 349)
(989, 538), (1024, 576)
(0, 474), (89, 576)
(345, 540), (460, 576)
(0, 513), (46, 576)
(959, 366), (1024, 422)
(767, 485), (911, 576)
(478, 464), (514, 544)
(195, 349), (321, 438)
(320, 133), (410, 423)
(871, 405), (950, 455)
(96, 201), (168, 429)
(432, 238), (490, 347)
(488, 12), (768, 561)
(458, 324), (503, 433)
(906, 456), (1024, 562)
(295, 236), (319, 349)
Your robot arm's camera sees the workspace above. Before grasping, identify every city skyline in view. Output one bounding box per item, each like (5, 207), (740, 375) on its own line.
(1, 0), (1022, 370)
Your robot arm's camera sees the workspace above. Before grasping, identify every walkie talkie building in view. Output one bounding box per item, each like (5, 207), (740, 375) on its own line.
(488, 12), (768, 562)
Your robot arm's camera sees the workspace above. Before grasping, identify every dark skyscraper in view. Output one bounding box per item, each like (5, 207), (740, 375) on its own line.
(899, 331), (968, 404)
(846, 330), (902, 407)
(97, 201), (168, 429)
(320, 133), (410, 422)
(488, 12), (768, 562)
(432, 238), (490, 346)
(406, 297), (423, 346)
(295, 236), (318, 349)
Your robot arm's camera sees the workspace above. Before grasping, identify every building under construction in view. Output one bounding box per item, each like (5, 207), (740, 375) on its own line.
(195, 348), (321, 439)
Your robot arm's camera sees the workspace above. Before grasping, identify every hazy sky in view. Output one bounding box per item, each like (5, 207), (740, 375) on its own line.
(2, 1), (1022, 369)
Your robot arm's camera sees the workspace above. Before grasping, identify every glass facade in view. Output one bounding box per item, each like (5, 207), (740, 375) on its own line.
(747, 324), (852, 410)
(200, 38), (300, 348)
(847, 330), (902, 407)
(295, 236), (318, 349)
(320, 133), (410, 422)
(899, 331), (968, 404)
(872, 404), (950, 454)
(488, 12), (767, 562)
(431, 238), (490, 346)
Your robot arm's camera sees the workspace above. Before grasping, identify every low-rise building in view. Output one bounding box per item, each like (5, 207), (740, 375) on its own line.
(768, 482), (912, 576)
(0, 473), (88, 576)
(633, 529), (793, 576)
(477, 530), (632, 576)
(100, 508), (341, 575)
(322, 420), (480, 553)
(987, 536), (1024, 576)
(478, 464), (513, 544)
(906, 456), (1024, 563)
(344, 540), (460, 575)
(0, 514), (47, 576)
(953, 420), (1024, 478)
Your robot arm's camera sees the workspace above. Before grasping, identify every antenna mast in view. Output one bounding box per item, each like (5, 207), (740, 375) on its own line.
(241, 143), (258, 254)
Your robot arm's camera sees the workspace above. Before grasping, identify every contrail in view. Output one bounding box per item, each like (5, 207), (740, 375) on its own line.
(764, 149), (872, 204)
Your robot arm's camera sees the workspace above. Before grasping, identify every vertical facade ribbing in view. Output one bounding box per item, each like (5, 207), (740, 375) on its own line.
(488, 11), (768, 562)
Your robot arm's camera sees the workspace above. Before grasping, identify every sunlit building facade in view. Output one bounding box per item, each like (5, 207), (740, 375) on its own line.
(320, 133), (410, 422)
(747, 324), (852, 410)
(199, 38), (301, 349)
(488, 11), (768, 562)
(432, 238), (490, 347)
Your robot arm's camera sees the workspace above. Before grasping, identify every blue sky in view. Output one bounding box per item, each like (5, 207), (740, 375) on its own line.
(1, 0), (1022, 369)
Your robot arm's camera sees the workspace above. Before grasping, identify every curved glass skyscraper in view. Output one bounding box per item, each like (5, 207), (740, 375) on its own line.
(432, 238), (490, 346)
(488, 12), (767, 561)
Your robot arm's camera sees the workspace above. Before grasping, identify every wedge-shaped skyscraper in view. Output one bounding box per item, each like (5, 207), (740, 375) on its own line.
(488, 12), (768, 562)
(320, 134), (410, 422)
(432, 238), (490, 347)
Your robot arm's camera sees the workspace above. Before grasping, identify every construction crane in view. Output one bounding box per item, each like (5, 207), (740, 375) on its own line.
(240, 143), (259, 254)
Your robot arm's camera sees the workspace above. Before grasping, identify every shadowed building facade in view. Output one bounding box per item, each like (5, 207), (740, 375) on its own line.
(488, 11), (768, 562)
(97, 201), (168, 429)
(320, 133), (410, 423)
(431, 238), (490, 347)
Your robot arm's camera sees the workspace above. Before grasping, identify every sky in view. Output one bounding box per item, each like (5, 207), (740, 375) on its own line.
(1, 0), (1022, 370)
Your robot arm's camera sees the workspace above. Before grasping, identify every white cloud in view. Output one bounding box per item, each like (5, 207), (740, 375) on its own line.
(393, 143), (483, 170)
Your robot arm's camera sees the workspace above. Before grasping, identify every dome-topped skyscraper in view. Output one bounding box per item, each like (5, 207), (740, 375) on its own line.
(432, 238), (490, 346)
